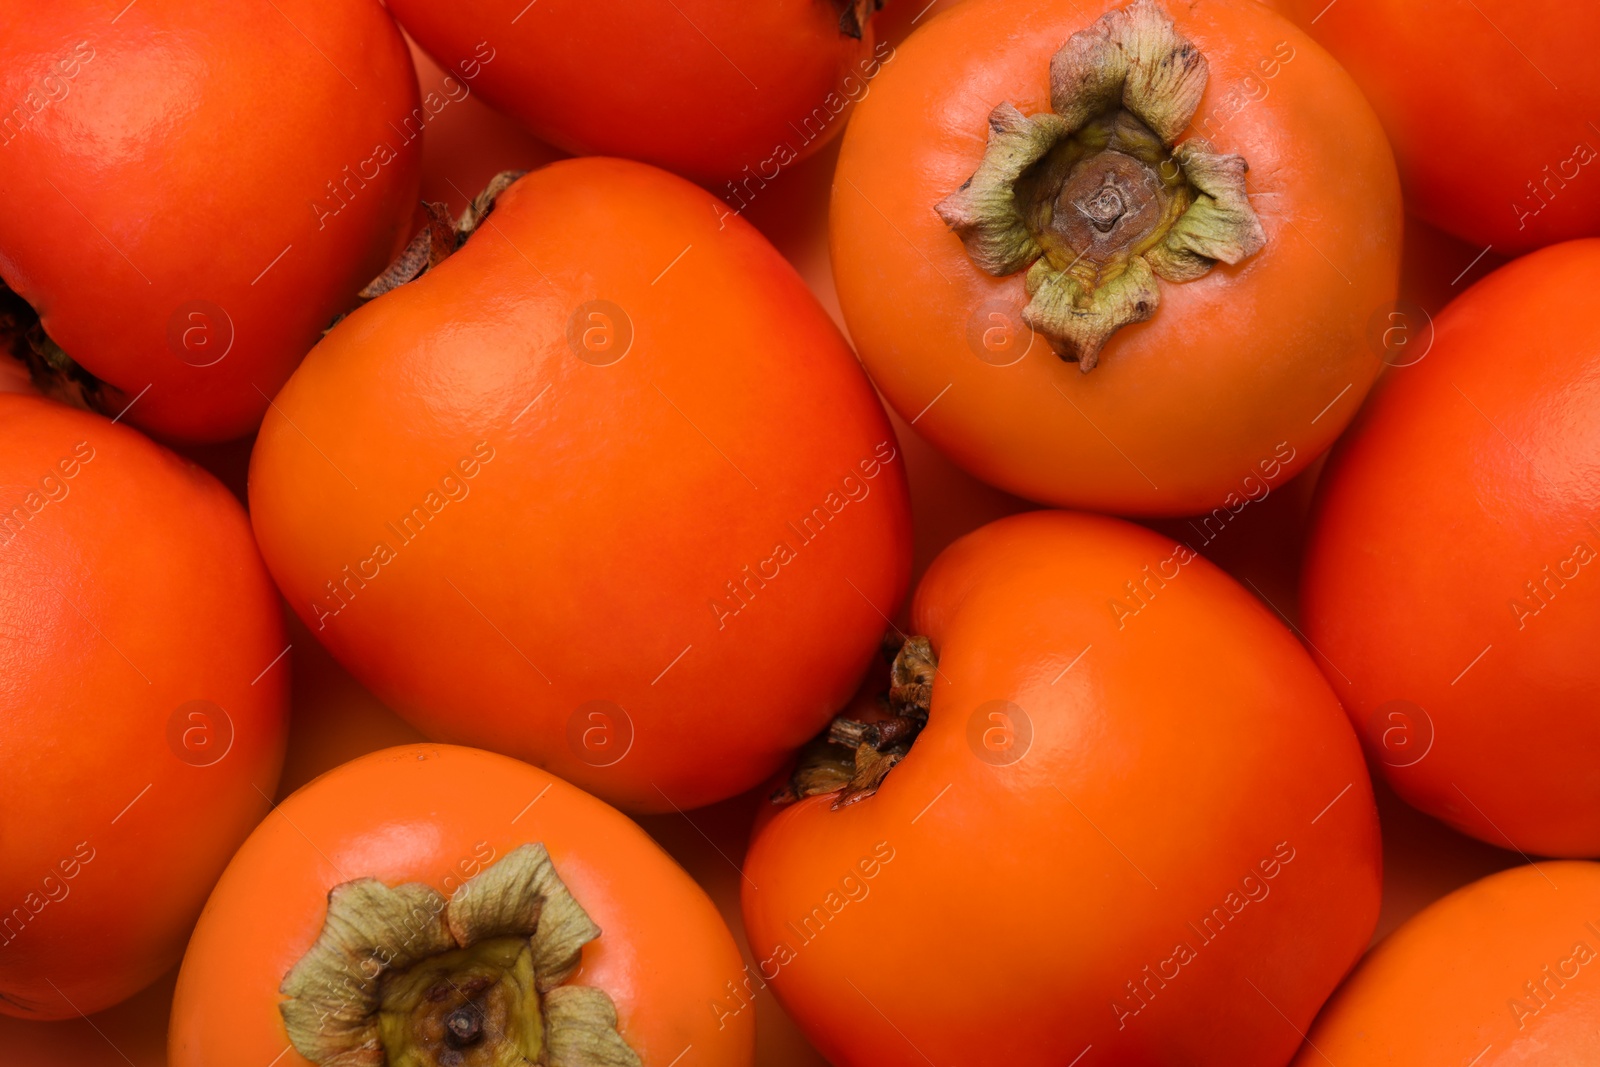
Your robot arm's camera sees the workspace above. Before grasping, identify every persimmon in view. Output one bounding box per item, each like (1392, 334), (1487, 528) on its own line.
(388, 0), (891, 187)
(1302, 239), (1600, 857)
(832, 0), (1400, 515)
(170, 744), (753, 1067)
(0, 968), (174, 1067)
(1292, 862), (1600, 1064)
(1283, 0), (1600, 253)
(743, 510), (1380, 1066)
(0, 395), (288, 1019)
(248, 158), (912, 814)
(0, 0), (422, 443)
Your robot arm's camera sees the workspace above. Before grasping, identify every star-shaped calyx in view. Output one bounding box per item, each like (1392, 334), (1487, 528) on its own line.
(279, 843), (641, 1067)
(935, 0), (1267, 370)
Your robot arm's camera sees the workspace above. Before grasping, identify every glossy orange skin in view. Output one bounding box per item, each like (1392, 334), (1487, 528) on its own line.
(743, 510), (1380, 1066)
(170, 744), (753, 1066)
(388, 0), (885, 187)
(0, 396), (288, 1019)
(249, 157), (912, 814)
(1293, 862), (1600, 1065)
(1283, 0), (1600, 254)
(0, 1), (421, 443)
(1302, 240), (1600, 857)
(833, 0), (1400, 516)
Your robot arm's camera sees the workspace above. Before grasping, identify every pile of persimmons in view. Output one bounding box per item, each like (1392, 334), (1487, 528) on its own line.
(2, 1), (1597, 1065)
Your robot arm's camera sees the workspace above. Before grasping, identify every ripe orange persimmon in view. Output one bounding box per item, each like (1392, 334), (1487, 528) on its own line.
(1292, 862), (1600, 1065)
(832, 0), (1400, 515)
(0, 0), (422, 443)
(1302, 240), (1600, 857)
(389, 0), (890, 187)
(0, 969), (173, 1067)
(1283, 0), (1600, 253)
(0, 395), (288, 1019)
(170, 744), (753, 1067)
(248, 158), (912, 814)
(743, 510), (1380, 1066)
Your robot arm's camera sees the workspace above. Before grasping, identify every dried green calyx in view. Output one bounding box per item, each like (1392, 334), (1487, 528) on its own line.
(280, 843), (640, 1067)
(774, 634), (938, 808)
(935, 0), (1266, 370)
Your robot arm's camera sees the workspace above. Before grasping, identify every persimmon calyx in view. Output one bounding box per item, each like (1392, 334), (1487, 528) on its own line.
(0, 281), (112, 414)
(279, 843), (640, 1067)
(934, 0), (1266, 370)
(354, 169), (528, 305)
(774, 634), (937, 809)
(836, 0), (883, 40)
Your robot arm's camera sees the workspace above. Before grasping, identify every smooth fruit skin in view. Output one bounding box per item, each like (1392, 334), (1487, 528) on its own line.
(742, 510), (1380, 1066)
(1301, 240), (1600, 857)
(1293, 862), (1600, 1065)
(170, 744), (754, 1067)
(0, 1), (422, 443)
(388, 0), (885, 187)
(248, 157), (912, 814)
(1283, 0), (1600, 254)
(0, 395), (288, 1019)
(832, 0), (1400, 516)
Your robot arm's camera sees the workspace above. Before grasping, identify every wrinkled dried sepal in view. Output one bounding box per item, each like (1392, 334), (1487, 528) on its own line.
(352, 170), (528, 316)
(282, 844), (625, 1067)
(888, 635), (936, 718)
(358, 202), (455, 300)
(1024, 256), (1161, 371)
(775, 634), (941, 808)
(544, 986), (643, 1067)
(1162, 140), (1267, 266)
(774, 735), (861, 803)
(1049, 0), (1207, 143)
(450, 843), (601, 992)
(457, 169), (528, 236)
(832, 744), (907, 809)
(934, 104), (1063, 276)
(279, 880), (454, 1065)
